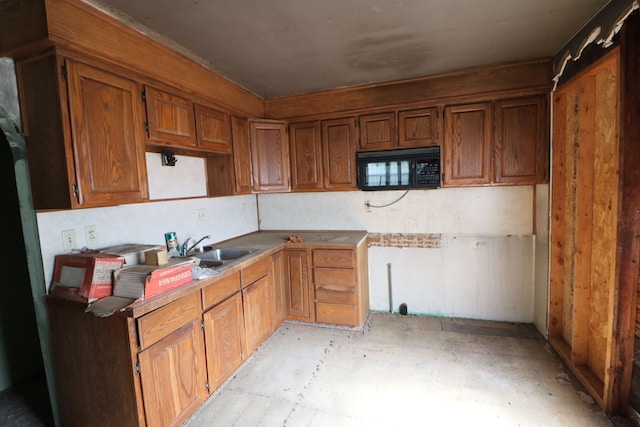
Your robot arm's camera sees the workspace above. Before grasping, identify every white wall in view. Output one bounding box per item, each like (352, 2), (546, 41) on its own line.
(258, 186), (536, 322)
(35, 154), (543, 324)
(36, 154), (259, 292)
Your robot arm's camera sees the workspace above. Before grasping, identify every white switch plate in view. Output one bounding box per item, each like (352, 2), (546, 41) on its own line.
(197, 208), (205, 222)
(85, 225), (99, 246)
(62, 229), (76, 251)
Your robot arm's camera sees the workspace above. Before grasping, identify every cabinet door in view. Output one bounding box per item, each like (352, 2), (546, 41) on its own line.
(358, 111), (396, 150)
(289, 121), (323, 191)
(443, 102), (492, 186)
(398, 107), (439, 147)
(242, 276), (273, 355)
(203, 293), (245, 392)
(138, 319), (207, 427)
(271, 251), (286, 328)
(231, 116), (253, 194)
(283, 249), (313, 321)
(144, 86), (197, 148)
(249, 120), (290, 192)
(494, 96), (548, 184)
(66, 60), (149, 206)
(195, 104), (232, 153)
(322, 117), (357, 190)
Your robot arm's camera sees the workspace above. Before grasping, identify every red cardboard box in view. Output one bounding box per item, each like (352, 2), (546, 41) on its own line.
(112, 258), (196, 300)
(51, 253), (125, 301)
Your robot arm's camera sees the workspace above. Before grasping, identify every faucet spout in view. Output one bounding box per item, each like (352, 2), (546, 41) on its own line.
(184, 235), (211, 255)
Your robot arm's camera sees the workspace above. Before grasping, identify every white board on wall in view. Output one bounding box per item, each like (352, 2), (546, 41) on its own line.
(146, 152), (207, 200)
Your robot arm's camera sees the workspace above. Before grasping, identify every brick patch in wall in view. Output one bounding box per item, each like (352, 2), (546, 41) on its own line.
(367, 233), (442, 248)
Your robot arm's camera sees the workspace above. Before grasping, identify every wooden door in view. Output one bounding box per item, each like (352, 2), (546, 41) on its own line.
(249, 119), (290, 192)
(195, 104), (232, 153)
(321, 117), (357, 190)
(231, 116), (253, 194)
(442, 102), (492, 186)
(138, 319), (207, 427)
(283, 249), (312, 321)
(494, 96), (548, 184)
(398, 106), (440, 147)
(358, 111), (396, 150)
(143, 86), (196, 148)
(66, 59), (148, 206)
(289, 121), (323, 190)
(203, 293), (245, 392)
(242, 276), (273, 355)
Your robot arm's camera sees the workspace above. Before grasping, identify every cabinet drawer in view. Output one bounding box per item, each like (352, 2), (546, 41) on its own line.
(202, 271), (241, 310)
(315, 302), (357, 326)
(137, 291), (201, 349)
(313, 249), (354, 269)
(314, 268), (355, 287)
(242, 256), (271, 287)
(315, 285), (356, 304)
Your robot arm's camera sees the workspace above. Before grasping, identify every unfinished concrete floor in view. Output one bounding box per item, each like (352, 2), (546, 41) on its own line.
(185, 312), (632, 427)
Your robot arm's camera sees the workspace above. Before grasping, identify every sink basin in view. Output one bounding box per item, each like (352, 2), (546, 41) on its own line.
(197, 259), (224, 268)
(195, 248), (256, 263)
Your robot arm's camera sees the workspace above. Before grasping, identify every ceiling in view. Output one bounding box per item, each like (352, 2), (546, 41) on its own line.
(85, 0), (610, 99)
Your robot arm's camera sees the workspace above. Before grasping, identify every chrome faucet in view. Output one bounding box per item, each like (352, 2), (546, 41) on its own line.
(181, 235), (211, 256)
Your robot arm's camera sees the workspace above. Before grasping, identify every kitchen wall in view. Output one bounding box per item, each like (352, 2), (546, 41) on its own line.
(36, 153), (259, 293)
(258, 186), (540, 323)
(35, 154), (548, 327)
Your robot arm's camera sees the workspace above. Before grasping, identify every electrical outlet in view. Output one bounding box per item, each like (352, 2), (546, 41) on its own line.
(62, 229), (77, 251)
(365, 201), (371, 212)
(84, 225), (99, 246)
(197, 208), (205, 222)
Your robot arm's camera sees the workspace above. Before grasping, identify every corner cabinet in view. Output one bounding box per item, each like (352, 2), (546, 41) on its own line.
(249, 119), (291, 192)
(16, 52), (149, 209)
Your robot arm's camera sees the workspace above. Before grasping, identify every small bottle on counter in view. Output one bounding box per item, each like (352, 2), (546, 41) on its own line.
(165, 232), (180, 256)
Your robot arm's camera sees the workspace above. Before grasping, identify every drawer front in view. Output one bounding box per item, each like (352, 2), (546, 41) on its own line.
(242, 256), (271, 287)
(315, 302), (357, 326)
(137, 291), (201, 349)
(315, 285), (356, 304)
(313, 249), (354, 269)
(313, 268), (355, 287)
(202, 271), (241, 310)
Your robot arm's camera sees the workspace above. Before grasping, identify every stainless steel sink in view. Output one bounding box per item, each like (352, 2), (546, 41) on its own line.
(194, 248), (256, 265)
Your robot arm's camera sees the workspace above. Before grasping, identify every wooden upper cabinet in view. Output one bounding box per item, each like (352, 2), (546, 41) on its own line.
(398, 107), (439, 147)
(322, 117), (357, 190)
(249, 119), (290, 192)
(494, 95), (548, 184)
(194, 104), (232, 153)
(443, 102), (493, 186)
(231, 116), (253, 194)
(358, 111), (396, 150)
(143, 86), (197, 148)
(289, 121), (323, 191)
(65, 59), (149, 206)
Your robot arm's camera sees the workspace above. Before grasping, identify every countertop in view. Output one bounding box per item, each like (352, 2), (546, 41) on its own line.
(120, 230), (368, 317)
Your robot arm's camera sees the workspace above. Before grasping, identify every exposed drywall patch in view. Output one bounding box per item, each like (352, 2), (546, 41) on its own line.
(367, 232), (441, 248)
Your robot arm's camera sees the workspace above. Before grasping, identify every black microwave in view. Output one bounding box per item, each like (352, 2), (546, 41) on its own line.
(357, 146), (440, 191)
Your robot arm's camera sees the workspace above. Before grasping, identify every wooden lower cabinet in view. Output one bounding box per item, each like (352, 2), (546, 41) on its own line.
(283, 248), (313, 321)
(138, 319), (207, 427)
(203, 293), (245, 391)
(45, 243), (368, 426)
(312, 245), (369, 327)
(282, 241), (369, 327)
(242, 276), (273, 355)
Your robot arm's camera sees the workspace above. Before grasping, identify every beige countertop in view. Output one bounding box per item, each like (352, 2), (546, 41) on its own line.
(120, 230), (368, 317)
